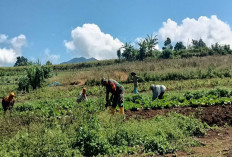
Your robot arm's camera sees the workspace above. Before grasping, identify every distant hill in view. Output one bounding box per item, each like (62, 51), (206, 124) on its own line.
(60, 57), (97, 64)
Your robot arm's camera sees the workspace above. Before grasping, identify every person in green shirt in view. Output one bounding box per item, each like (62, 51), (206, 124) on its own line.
(101, 78), (125, 115)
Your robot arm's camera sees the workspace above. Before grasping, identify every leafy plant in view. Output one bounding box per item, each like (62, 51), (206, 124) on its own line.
(18, 63), (52, 92)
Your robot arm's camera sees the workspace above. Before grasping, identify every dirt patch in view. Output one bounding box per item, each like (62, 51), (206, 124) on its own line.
(125, 105), (232, 126)
(125, 105), (232, 156)
(184, 127), (232, 157)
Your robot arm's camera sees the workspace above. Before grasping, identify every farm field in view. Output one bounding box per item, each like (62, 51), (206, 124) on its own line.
(1, 55), (232, 156)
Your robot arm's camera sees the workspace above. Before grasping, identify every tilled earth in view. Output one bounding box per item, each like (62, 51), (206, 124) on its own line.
(125, 105), (232, 126)
(125, 105), (232, 157)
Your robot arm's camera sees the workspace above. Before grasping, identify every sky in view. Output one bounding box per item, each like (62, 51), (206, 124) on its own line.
(0, 0), (232, 66)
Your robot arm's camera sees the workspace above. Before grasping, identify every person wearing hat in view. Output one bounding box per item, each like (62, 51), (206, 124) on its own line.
(2, 92), (15, 114)
(77, 87), (88, 103)
(101, 78), (125, 115)
(131, 72), (140, 94)
(150, 85), (166, 100)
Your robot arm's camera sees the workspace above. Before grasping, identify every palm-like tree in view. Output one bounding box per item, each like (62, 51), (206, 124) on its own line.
(138, 35), (158, 60)
(146, 35), (158, 51)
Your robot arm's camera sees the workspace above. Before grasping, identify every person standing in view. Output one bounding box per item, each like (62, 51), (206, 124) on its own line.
(131, 72), (139, 94)
(101, 78), (125, 115)
(150, 85), (166, 100)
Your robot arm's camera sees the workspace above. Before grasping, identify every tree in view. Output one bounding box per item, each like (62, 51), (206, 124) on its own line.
(46, 60), (53, 65)
(198, 39), (207, 48)
(122, 43), (138, 61)
(162, 37), (173, 50)
(138, 40), (147, 61)
(223, 45), (232, 54)
(162, 49), (173, 59)
(211, 43), (232, 55)
(137, 34), (158, 60)
(145, 35), (158, 58)
(117, 48), (122, 61)
(192, 39), (206, 49)
(174, 42), (186, 51)
(14, 56), (29, 67)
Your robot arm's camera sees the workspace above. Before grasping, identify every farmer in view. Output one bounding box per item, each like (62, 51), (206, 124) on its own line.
(101, 78), (125, 115)
(77, 87), (88, 103)
(2, 92), (15, 114)
(150, 85), (166, 100)
(131, 72), (139, 94)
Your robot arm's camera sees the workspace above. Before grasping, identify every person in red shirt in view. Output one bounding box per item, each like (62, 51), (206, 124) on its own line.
(101, 78), (125, 115)
(2, 92), (15, 114)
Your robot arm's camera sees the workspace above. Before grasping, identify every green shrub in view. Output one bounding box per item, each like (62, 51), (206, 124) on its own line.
(144, 135), (174, 154)
(73, 117), (110, 156)
(18, 64), (52, 92)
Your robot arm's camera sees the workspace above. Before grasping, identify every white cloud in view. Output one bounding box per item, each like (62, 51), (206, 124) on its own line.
(64, 24), (123, 60)
(0, 34), (8, 43)
(43, 48), (60, 64)
(11, 34), (27, 54)
(0, 34), (27, 66)
(158, 15), (232, 47)
(0, 48), (17, 66)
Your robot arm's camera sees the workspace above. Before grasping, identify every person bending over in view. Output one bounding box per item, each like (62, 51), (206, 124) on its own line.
(2, 92), (15, 114)
(101, 78), (125, 115)
(77, 87), (88, 103)
(150, 85), (166, 100)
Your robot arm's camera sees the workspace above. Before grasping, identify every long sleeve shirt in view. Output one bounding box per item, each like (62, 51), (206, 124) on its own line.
(105, 79), (124, 104)
(151, 85), (166, 100)
(132, 75), (139, 87)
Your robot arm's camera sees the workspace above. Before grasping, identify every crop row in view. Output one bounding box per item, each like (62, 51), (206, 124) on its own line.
(9, 88), (232, 117)
(124, 88), (232, 111)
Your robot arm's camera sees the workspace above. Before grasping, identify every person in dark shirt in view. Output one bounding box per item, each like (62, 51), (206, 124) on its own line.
(131, 72), (139, 94)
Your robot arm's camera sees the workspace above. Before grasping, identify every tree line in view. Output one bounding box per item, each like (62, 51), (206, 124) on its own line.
(117, 35), (232, 61)
(14, 56), (52, 67)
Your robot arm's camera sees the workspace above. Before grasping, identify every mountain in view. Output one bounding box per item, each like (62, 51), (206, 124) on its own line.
(60, 57), (97, 64)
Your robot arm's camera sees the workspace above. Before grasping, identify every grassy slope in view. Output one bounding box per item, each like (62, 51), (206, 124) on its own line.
(0, 55), (232, 156)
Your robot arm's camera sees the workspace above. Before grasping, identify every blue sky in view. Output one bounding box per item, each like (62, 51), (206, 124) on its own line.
(0, 0), (232, 66)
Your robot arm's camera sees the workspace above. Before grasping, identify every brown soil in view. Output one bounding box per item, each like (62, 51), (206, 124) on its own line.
(125, 105), (232, 126)
(125, 105), (232, 157)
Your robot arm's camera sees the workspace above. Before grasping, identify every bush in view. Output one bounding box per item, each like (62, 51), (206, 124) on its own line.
(73, 117), (110, 156)
(162, 49), (173, 59)
(144, 135), (174, 154)
(18, 64), (52, 92)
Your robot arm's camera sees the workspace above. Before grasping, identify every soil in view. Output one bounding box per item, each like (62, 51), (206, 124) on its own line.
(125, 105), (232, 157)
(125, 105), (232, 126)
